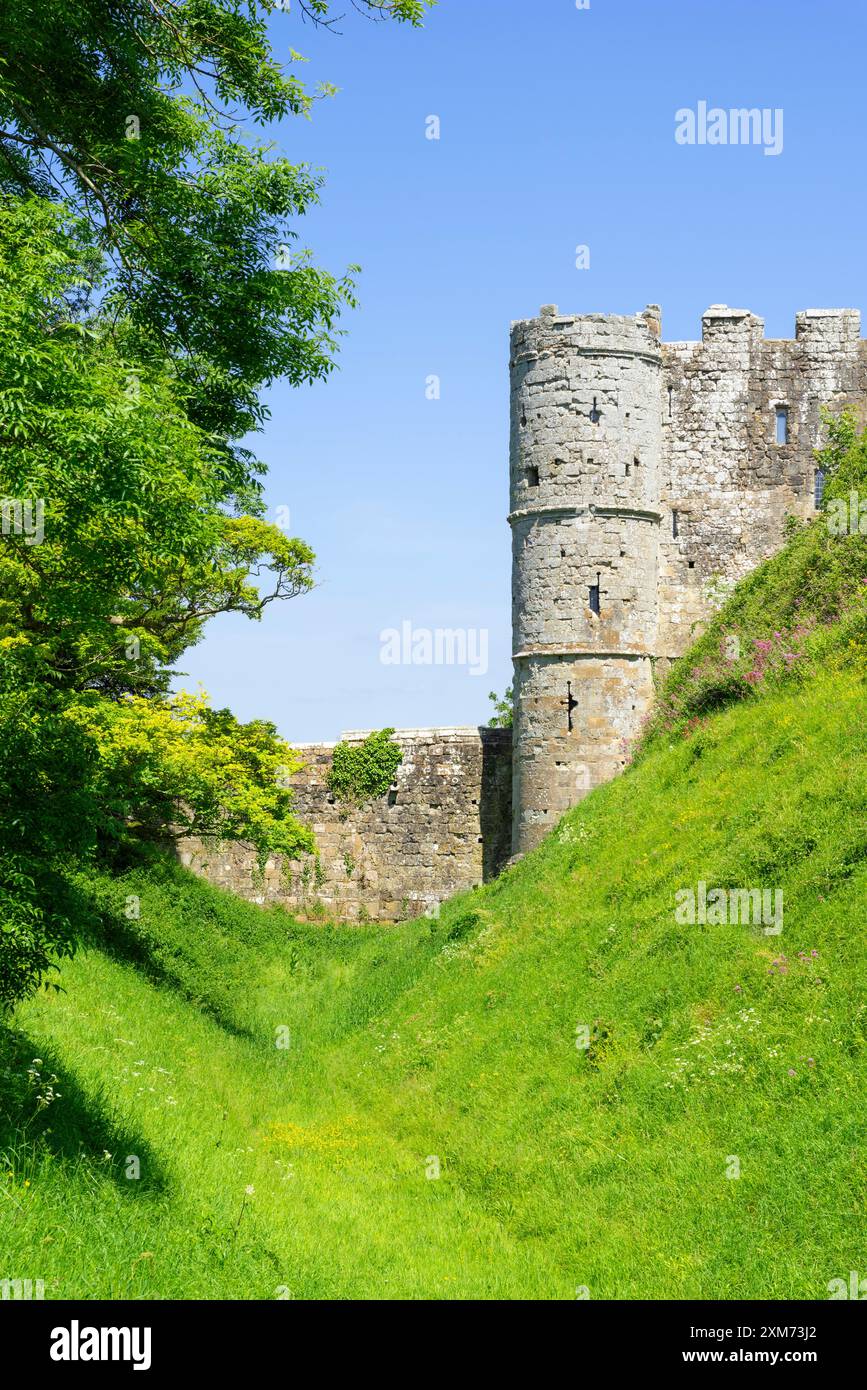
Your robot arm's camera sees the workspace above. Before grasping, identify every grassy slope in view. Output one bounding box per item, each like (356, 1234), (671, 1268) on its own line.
(3, 550), (867, 1299)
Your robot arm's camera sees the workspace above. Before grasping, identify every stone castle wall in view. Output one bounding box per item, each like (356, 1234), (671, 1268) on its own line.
(510, 302), (867, 852)
(657, 305), (867, 655)
(179, 727), (512, 922)
(183, 301), (867, 908)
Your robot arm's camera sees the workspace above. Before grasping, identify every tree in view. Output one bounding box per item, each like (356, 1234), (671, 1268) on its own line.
(65, 689), (314, 859)
(487, 687), (513, 728)
(0, 198), (314, 700)
(0, 0), (436, 1007)
(0, 199), (314, 1007)
(0, 0), (434, 448)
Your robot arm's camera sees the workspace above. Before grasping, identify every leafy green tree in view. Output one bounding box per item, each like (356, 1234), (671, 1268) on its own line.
(0, 0), (436, 1007)
(0, 198), (314, 699)
(0, 0), (433, 446)
(0, 682), (314, 1010)
(0, 199), (313, 1007)
(66, 689), (314, 859)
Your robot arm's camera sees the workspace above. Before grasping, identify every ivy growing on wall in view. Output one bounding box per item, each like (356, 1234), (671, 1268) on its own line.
(327, 729), (403, 804)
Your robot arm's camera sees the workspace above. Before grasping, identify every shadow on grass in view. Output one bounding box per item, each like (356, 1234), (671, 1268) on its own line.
(87, 912), (256, 1044)
(74, 855), (257, 1045)
(0, 1022), (171, 1196)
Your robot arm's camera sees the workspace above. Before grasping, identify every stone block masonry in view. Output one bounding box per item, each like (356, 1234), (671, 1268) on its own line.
(183, 300), (866, 914)
(510, 302), (867, 853)
(178, 726), (512, 922)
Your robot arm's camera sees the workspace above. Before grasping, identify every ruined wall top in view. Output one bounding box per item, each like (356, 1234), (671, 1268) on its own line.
(512, 303), (863, 351)
(508, 300), (867, 854)
(291, 726), (510, 752)
(510, 305), (663, 364)
(181, 723), (513, 922)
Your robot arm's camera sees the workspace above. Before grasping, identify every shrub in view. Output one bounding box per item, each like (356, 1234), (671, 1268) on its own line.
(327, 729), (403, 804)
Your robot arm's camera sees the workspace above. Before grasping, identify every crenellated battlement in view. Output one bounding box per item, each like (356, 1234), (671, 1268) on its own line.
(510, 302), (867, 853)
(185, 298), (867, 914)
(795, 307), (861, 344)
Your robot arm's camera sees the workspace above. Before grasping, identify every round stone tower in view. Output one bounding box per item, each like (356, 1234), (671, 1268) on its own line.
(509, 305), (663, 854)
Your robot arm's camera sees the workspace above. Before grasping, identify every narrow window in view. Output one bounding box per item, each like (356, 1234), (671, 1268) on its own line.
(589, 396), (602, 424)
(526, 464), (539, 487)
(625, 461), (631, 477)
(688, 560), (695, 570)
(775, 406), (789, 445)
(561, 683), (577, 732)
(589, 574), (601, 615)
(633, 456), (640, 470)
(672, 509), (679, 538)
(668, 385), (674, 417)
(815, 467), (826, 508)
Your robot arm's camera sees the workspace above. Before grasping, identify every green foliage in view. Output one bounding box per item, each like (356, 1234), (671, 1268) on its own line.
(637, 411), (867, 750)
(0, 0), (433, 441)
(66, 689), (313, 863)
(0, 199), (314, 699)
(326, 729), (403, 804)
(0, 2), (435, 1010)
(0, 200), (316, 1007)
(0, 690), (102, 1010)
(5, 644), (867, 1295)
(0, 864), (74, 1014)
(487, 686), (513, 728)
(0, 684), (311, 1007)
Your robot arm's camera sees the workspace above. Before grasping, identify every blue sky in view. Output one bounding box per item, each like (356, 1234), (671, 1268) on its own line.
(177, 0), (867, 742)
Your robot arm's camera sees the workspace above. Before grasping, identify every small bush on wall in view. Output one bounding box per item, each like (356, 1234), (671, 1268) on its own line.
(327, 729), (403, 804)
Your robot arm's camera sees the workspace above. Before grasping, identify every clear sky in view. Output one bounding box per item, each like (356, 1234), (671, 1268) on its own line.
(176, 0), (867, 742)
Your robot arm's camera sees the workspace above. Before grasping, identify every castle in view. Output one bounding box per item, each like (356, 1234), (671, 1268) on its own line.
(182, 303), (866, 917)
(509, 301), (865, 851)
